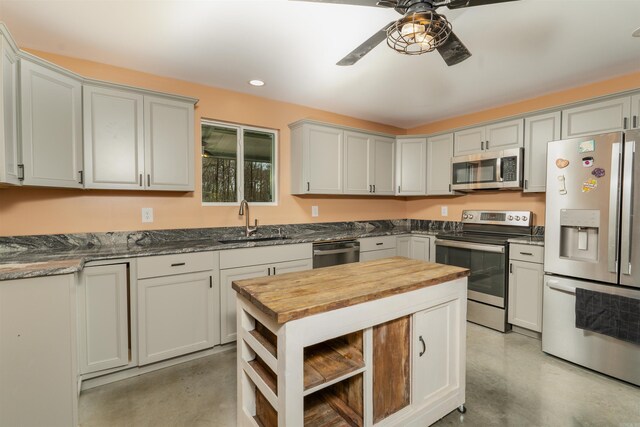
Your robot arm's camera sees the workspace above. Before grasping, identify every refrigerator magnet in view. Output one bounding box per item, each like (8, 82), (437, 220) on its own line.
(582, 178), (597, 192)
(556, 159), (570, 168)
(558, 175), (567, 195)
(592, 167), (605, 178)
(582, 156), (594, 167)
(578, 140), (596, 153)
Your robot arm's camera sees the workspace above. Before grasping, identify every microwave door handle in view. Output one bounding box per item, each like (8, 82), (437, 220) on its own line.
(621, 141), (635, 276)
(496, 157), (503, 182)
(608, 142), (623, 274)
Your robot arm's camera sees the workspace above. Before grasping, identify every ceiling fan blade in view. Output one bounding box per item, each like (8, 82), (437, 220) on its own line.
(290, 0), (394, 8)
(444, 0), (519, 9)
(337, 21), (395, 66)
(436, 31), (471, 66)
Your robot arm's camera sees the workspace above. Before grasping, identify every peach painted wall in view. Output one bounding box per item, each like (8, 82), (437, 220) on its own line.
(0, 50), (408, 236)
(406, 70), (640, 226)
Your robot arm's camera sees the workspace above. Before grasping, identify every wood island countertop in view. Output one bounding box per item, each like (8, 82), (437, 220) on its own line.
(232, 257), (469, 324)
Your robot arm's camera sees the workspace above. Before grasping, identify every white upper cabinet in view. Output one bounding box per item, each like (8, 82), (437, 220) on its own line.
(290, 122), (343, 194)
(83, 85), (145, 189)
(631, 93), (640, 129)
(453, 119), (523, 156)
(343, 130), (370, 194)
(84, 87), (195, 191)
(523, 111), (561, 193)
(144, 96), (195, 191)
(426, 133), (455, 195)
(396, 137), (426, 195)
(561, 96), (631, 138)
(20, 57), (83, 188)
(0, 26), (20, 186)
(370, 135), (395, 195)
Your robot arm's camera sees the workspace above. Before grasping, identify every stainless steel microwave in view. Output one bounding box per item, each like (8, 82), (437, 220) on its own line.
(451, 148), (523, 191)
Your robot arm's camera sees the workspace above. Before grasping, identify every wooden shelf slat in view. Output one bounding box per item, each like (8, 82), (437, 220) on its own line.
(249, 329), (277, 358)
(303, 339), (364, 391)
(248, 358), (277, 395)
(304, 394), (351, 427)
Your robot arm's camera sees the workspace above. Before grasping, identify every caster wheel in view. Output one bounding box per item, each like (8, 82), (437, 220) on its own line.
(457, 404), (466, 414)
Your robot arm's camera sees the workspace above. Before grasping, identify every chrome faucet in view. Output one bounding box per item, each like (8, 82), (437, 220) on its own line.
(238, 199), (258, 237)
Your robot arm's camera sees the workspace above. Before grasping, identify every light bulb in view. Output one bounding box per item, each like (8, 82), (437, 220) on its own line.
(400, 22), (426, 41)
(416, 32), (434, 48)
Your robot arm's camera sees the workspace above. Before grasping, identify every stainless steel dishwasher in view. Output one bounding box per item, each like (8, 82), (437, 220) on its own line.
(312, 240), (360, 269)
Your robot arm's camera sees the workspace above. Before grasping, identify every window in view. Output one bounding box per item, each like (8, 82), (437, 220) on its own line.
(202, 121), (277, 204)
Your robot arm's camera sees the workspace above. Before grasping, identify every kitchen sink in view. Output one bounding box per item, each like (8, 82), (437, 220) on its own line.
(218, 236), (291, 244)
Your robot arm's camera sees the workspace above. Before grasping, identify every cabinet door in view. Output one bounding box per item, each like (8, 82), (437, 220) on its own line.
(360, 248), (396, 261)
(304, 124), (343, 193)
(0, 275), (77, 427)
(413, 299), (461, 407)
(83, 85), (145, 189)
(508, 260), (544, 332)
(561, 96), (631, 138)
(410, 236), (431, 262)
(343, 131), (370, 194)
(631, 93), (640, 129)
(524, 111), (561, 193)
(426, 133), (454, 195)
(0, 34), (20, 185)
(144, 96), (195, 191)
(271, 258), (312, 275)
(396, 138), (426, 195)
(397, 236), (411, 258)
(453, 126), (484, 156)
(20, 59), (83, 188)
(77, 264), (129, 374)
(220, 264), (269, 344)
(138, 270), (217, 365)
(485, 118), (523, 151)
(371, 136), (395, 195)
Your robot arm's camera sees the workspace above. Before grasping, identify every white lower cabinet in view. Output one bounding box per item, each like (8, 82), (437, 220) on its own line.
(137, 252), (219, 365)
(396, 235), (435, 263)
(0, 274), (77, 427)
(77, 264), (130, 374)
(412, 298), (463, 411)
(220, 257), (312, 344)
(508, 243), (544, 332)
(359, 235), (397, 261)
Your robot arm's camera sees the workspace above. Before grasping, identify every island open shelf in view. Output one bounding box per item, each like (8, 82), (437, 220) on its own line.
(234, 257), (469, 426)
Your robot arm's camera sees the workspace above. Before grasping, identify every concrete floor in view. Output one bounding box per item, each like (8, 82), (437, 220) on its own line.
(79, 323), (640, 426)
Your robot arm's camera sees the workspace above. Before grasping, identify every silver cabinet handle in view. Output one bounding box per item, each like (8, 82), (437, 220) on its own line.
(419, 336), (426, 357)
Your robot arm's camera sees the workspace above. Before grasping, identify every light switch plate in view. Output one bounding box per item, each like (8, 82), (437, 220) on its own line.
(441, 206), (448, 217)
(311, 206), (319, 217)
(142, 207), (154, 223)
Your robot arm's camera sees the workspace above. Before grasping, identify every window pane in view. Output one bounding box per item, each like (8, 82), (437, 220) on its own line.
(244, 130), (274, 203)
(202, 124), (238, 203)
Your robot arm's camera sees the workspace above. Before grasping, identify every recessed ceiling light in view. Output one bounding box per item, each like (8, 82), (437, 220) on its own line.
(633, 27), (640, 37)
(249, 79), (265, 87)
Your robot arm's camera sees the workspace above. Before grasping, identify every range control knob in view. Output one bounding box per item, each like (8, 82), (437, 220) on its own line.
(523, 216), (528, 222)
(462, 214), (468, 219)
(508, 215), (514, 220)
(468, 214), (474, 220)
(515, 216), (521, 221)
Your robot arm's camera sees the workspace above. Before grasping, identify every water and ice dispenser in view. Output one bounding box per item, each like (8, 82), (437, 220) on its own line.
(559, 209), (600, 262)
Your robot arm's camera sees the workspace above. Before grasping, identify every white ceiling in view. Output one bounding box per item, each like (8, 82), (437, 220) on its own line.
(1, 0), (640, 128)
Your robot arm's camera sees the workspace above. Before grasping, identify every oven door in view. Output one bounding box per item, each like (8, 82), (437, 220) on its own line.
(435, 239), (506, 308)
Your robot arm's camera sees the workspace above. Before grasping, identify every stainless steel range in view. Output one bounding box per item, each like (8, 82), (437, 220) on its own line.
(435, 210), (533, 332)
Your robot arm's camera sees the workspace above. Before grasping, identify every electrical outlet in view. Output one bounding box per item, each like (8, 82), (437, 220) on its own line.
(311, 206), (319, 217)
(142, 207), (154, 223)
(441, 206), (448, 217)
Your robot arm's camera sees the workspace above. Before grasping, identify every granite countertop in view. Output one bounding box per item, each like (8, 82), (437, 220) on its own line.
(232, 257), (469, 323)
(0, 223), (443, 281)
(508, 236), (545, 247)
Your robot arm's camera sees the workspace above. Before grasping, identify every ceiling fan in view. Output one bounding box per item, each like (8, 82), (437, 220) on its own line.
(292, 0), (519, 66)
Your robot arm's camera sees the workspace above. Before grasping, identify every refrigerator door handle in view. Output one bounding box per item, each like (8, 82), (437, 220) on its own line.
(608, 143), (623, 274)
(621, 140), (635, 276)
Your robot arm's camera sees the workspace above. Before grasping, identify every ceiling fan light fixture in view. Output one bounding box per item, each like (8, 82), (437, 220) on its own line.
(387, 11), (452, 55)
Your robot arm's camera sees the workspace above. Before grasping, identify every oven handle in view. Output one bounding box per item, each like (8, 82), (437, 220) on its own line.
(313, 247), (359, 256)
(435, 239), (504, 253)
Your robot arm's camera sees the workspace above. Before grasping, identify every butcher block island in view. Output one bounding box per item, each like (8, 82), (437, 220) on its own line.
(232, 257), (470, 427)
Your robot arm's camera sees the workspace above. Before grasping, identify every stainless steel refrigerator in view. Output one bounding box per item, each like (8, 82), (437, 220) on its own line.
(543, 129), (640, 386)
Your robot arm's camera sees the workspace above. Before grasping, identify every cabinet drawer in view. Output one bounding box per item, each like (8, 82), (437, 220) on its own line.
(219, 243), (312, 270)
(137, 252), (215, 279)
(360, 248), (396, 262)
(359, 236), (397, 252)
(509, 244), (544, 263)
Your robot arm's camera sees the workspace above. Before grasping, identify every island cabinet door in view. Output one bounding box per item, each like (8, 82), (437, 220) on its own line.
(220, 265), (269, 344)
(137, 271), (217, 365)
(412, 299), (461, 407)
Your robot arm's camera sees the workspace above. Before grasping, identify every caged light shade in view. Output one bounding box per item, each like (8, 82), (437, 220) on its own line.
(386, 10), (452, 55)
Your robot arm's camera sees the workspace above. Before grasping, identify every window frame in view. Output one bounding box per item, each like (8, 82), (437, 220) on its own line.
(201, 119), (278, 206)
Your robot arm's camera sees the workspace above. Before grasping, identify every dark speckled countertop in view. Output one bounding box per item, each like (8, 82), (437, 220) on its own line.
(0, 219), (457, 281)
